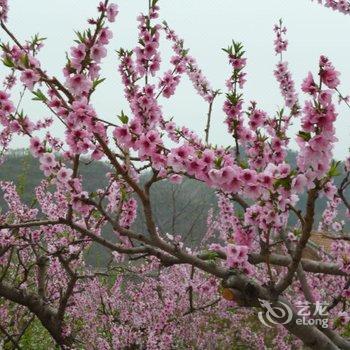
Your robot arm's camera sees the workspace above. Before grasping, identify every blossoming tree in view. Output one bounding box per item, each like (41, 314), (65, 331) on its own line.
(0, 0), (349, 348)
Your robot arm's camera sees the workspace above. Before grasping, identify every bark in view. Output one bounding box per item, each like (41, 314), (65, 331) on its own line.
(224, 275), (340, 350)
(0, 282), (73, 348)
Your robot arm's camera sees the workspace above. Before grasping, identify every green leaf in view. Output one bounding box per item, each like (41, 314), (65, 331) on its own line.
(75, 30), (86, 43)
(92, 78), (106, 90)
(214, 157), (222, 168)
(2, 56), (14, 68)
(238, 159), (248, 169)
(92, 211), (102, 220)
(20, 54), (30, 68)
(203, 250), (220, 261)
(32, 89), (47, 102)
(150, 27), (157, 36)
(181, 48), (189, 57)
(293, 228), (302, 237)
(297, 131), (311, 142)
(328, 160), (341, 177)
(226, 92), (243, 106)
(118, 110), (129, 124)
(274, 177), (291, 190)
(120, 187), (127, 201)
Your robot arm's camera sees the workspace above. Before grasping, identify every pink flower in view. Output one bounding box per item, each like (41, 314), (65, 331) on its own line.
(240, 169), (257, 185)
(40, 152), (56, 167)
(70, 44), (86, 67)
(91, 148), (103, 160)
(321, 67), (340, 89)
(277, 163), (290, 178)
(0, 90), (9, 102)
(258, 173), (273, 188)
(136, 134), (157, 158)
(98, 28), (113, 45)
(219, 166), (235, 185)
(39, 153), (57, 176)
(0, 91), (15, 116)
(318, 89), (333, 106)
(29, 137), (44, 157)
(291, 174), (307, 193)
(319, 56), (340, 89)
(91, 44), (107, 63)
(66, 74), (92, 96)
(144, 42), (158, 59)
(301, 72), (318, 95)
(186, 157), (204, 176)
(113, 125), (132, 147)
(20, 69), (40, 90)
(0, 0), (9, 22)
(208, 169), (221, 184)
(309, 134), (329, 152)
(172, 145), (193, 160)
(249, 109), (266, 129)
(106, 3), (118, 22)
(226, 244), (249, 269)
(323, 181), (337, 200)
(57, 167), (73, 183)
(201, 149), (215, 165)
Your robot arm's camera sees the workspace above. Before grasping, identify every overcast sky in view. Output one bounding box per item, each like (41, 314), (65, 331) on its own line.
(1, 0), (349, 160)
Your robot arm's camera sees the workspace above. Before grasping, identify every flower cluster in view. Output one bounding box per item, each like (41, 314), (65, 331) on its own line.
(134, 2), (161, 77)
(273, 20), (288, 54)
(274, 62), (298, 107)
(319, 55), (340, 89)
(163, 23), (215, 102)
(158, 69), (181, 98)
(319, 190), (344, 232)
(223, 41), (251, 142)
(313, 0), (350, 15)
(226, 244), (252, 275)
(273, 21), (298, 108)
(1, 43), (41, 92)
(297, 58), (340, 178)
(0, 0), (8, 22)
(64, 3), (117, 97)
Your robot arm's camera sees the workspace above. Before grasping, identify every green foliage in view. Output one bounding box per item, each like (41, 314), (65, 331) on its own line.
(298, 131), (311, 142)
(17, 319), (55, 350)
(117, 110), (129, 124)
(20, 54), (30, 68)
(92, 77), (106, 90)
(32, 89), (47, 102)
(328, 160), (341, 177)
(2, 55), (15, 68)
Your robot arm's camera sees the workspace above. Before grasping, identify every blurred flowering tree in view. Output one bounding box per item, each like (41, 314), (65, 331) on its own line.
(0, 0), (350, 349)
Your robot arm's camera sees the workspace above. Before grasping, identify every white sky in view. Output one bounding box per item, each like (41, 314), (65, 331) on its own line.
(1, 0), (349, 160)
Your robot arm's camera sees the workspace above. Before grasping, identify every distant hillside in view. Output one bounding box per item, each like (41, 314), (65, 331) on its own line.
(0, 149), (348, 266)
(0, 150), (217, 265)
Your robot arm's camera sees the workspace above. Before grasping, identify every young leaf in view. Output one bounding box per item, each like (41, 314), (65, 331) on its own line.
(32, 89), (47, 102)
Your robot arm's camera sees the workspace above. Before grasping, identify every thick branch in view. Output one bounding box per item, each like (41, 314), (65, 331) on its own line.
(0, 282), (72, 346)
(275, 187), (318, 293)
